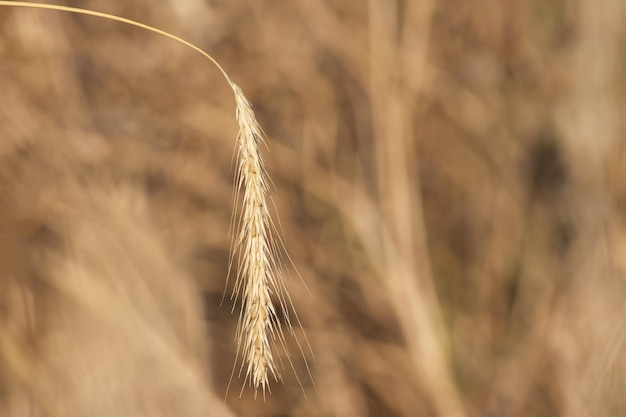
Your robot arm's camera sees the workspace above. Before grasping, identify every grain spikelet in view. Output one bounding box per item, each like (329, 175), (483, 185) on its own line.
(228, 82), (284, 396)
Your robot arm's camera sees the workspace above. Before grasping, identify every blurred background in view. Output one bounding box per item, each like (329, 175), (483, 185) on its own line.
(1, 0), (626, 416)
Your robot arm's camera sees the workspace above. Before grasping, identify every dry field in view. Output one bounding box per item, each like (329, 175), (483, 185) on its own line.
(1, 1), (626, 416)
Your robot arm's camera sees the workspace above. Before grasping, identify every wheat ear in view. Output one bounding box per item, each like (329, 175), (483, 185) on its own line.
(0, 1), (294, 394)
(229, 84), (282, 396)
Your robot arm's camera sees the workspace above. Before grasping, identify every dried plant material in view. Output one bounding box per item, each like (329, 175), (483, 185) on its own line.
(0, 0), (307, 397)
(228, 83), (282, 396)
(225, 83), (312, 398)
(1, 185), (239, 417)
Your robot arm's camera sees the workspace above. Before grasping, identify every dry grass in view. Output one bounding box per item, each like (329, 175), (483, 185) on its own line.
(0, 184), (239, 417)
(2, 1), (626, 416)
(229, 83), (299, 396)
(0, 0), (302, 406)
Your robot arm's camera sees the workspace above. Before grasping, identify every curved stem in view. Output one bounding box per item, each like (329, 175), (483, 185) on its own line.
(0, 1), (232, 84)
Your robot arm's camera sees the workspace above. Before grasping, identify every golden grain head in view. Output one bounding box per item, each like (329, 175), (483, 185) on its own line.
(229, 82), (284, 395)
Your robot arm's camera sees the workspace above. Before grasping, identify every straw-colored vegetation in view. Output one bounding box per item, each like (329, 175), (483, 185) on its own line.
(1, 1), (626, 417)
(0, 0), (297, 407)
(230, 83), (283, 395)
